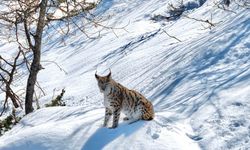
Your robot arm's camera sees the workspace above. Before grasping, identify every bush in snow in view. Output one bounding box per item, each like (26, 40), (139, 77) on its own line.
(0, 108), (21, 136)
(45, 89), (66, 107)
(150, 0), (208, 21)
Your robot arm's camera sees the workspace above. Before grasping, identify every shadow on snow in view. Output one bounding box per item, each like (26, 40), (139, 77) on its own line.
(81, 121), (144, 150)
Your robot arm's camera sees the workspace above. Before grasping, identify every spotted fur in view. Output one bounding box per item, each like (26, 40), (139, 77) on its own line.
(95, 71), (154, 128)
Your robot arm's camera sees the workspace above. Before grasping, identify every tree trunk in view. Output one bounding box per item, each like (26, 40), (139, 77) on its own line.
(25, 0), (48, 114)
(25, 51), (40, 114)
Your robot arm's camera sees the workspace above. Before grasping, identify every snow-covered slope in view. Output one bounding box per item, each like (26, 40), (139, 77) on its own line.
(0, 0), (250, 149)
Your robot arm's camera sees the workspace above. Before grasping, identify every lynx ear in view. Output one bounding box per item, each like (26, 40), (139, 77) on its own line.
(107, 69), (111, 79)
(95, 71), (99, 79)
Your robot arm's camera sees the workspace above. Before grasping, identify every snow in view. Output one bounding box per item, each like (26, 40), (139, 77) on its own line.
(0, 107), (200, 150)
(0, 0), (250, 149)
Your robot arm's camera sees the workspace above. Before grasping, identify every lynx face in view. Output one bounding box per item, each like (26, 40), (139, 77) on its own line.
(95, 72), (111, 93)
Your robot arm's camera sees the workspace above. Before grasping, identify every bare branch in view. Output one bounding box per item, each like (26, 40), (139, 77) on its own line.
(23, 19), (34, 50)
(0, 48), (23, 116)
(162, 29), (182, 42)
(182, 14), (219, 30)
(41, 60), (68, 75)
(213, 1), (237, 14)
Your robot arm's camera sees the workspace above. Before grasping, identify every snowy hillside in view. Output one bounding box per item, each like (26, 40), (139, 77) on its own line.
(0, 0), (250, 149)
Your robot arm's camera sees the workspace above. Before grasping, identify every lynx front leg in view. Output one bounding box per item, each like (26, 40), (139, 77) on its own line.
(103, 108), (112, 127)
(111, 108), (121, 128)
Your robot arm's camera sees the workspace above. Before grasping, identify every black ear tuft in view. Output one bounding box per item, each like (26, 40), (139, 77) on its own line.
(107, 69), (111, 79)
(95, 72), (99, 79)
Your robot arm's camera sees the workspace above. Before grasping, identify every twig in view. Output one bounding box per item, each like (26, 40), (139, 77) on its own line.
(162, 29), (182, 42)
(183, 14), (218, 30)
(213, 1), (237, 14)
(41, 60), (68, 75)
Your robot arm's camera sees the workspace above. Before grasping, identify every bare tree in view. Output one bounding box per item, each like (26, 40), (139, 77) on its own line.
(0, 0), (102, 114)
(0, 47), (24, 115)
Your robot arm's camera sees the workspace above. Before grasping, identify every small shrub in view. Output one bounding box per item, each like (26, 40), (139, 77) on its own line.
(151, 0), (208, 22)
(45, 89), (66, 107)
(168, 3), (186, 19)
(150, 14), (171, 22)
(0, 108), (22, 136)
(150, 3), (185, 22)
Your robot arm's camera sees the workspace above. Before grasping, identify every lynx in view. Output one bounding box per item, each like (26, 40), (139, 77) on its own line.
(95, 70), (154, 128)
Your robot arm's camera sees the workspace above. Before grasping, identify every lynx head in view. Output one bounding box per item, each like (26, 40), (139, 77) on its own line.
(95, 69), (112, 93)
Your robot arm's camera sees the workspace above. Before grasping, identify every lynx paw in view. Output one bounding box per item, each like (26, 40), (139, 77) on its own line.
(109, 125), (118, 129)
(103, 123), (108, 127)
(123, 117), (129, 121)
